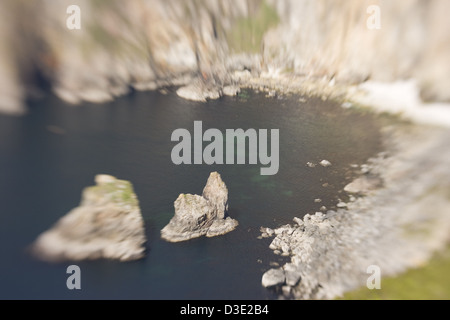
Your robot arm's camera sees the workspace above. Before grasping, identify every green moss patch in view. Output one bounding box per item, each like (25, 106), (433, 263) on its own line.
(341, 247), (450, 300)
(85, 179), (139, 207)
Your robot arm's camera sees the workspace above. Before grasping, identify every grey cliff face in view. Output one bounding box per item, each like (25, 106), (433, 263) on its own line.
(161, 172), (238, 242)
(32, 175), (146, 262)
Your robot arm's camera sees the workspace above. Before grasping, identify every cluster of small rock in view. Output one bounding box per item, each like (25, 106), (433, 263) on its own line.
(260, 212), (338, 297)
(306, 159), (332, 168)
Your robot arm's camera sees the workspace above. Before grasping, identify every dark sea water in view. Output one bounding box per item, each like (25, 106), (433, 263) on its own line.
(0, 89), (383, 299)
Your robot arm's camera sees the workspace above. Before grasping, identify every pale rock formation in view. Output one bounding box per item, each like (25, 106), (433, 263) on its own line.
(32, 175), (146, 262)
(161, 172), (238, 242)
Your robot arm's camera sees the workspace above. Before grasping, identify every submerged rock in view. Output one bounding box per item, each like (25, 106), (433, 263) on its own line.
(161, 172), (238, 242)
(32, 175), (146, 262)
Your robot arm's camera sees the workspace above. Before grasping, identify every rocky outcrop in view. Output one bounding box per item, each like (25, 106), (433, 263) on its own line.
(32, 175), (146, 262)
(161, 172), (238, 242)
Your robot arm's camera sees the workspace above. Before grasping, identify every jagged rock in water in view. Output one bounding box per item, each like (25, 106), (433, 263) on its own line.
(32, 175), (146, 262)
(161, 172), (238, 242)
(160, 194), (215, 242)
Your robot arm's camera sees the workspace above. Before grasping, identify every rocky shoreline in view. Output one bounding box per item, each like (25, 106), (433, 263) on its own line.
(259, 124), (450, 299)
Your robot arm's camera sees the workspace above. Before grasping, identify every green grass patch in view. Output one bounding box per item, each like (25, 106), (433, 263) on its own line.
(341, 247), (450, 300)
(85, 179), (139, 207)
(226, 1), (279, 54)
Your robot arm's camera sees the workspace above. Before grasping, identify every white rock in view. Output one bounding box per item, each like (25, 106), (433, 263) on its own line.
(320, 160), (332, 167)
(337, 202), (347, 208)
(223, 85), (241, 96)
(293, 217), (303, 226)
(261, 268), (285, 287)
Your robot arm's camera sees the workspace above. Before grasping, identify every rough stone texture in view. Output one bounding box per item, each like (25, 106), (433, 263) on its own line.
(161, 172), (238, 242)
(160, 194), (215, 242)
(32, 175), (146, 262)
(260, 125), (450, 299)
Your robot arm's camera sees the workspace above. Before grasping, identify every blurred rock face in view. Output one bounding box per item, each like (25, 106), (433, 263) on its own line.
(266, 0), (450, 102)
(0, 0), (449, 114)
(32, 175), (146, 262)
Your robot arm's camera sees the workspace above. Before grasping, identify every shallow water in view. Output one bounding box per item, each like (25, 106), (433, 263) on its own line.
(0, 89), (383, 299)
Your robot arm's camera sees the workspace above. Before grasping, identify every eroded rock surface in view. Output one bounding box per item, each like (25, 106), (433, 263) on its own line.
(161, 172), (238, 242)
(32, 175), (146, 262)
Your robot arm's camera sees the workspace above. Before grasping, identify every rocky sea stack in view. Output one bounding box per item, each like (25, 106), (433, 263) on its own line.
(161, 172), (238, 242)
(32, 175), (146, 262)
